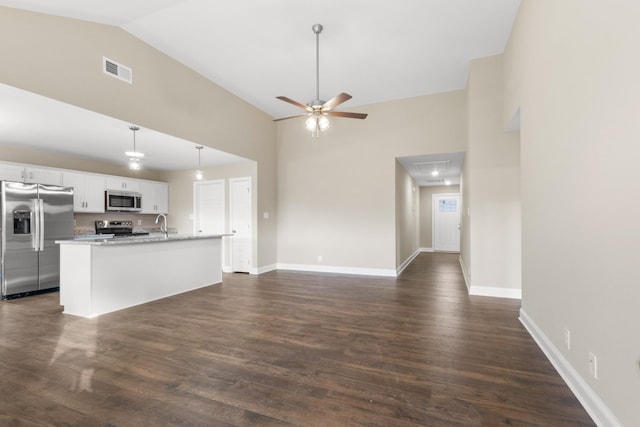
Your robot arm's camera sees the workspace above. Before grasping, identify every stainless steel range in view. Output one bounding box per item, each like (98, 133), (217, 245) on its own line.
(95, 220), (149, 237)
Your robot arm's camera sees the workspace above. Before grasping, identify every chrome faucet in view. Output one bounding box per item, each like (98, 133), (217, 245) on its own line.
(155, 214), (168, 237)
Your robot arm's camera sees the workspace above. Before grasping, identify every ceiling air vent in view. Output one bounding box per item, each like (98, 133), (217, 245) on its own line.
(103, 57), (132, 84)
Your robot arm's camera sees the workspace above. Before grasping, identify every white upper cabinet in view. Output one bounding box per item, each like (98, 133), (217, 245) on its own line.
(0, 161), (168, 215)
(105, 177), (141, 193)
(25, 166), (62, 185)
(0, 163), (26, 182)
(141, 181), (169, 214)
(62, 172), (106, 213)
(0, 163), (62, 185)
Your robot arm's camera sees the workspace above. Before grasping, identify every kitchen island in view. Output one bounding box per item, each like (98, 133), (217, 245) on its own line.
(56, 234), (226, 318)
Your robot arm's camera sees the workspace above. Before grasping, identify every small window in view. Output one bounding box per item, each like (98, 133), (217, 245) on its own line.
(439, 199), (457, 212)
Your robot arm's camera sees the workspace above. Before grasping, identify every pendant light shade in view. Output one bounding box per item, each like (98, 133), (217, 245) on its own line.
(126, 125), (144, 170)
(195, 146), (204, 180)
(129, 157), (141, 170)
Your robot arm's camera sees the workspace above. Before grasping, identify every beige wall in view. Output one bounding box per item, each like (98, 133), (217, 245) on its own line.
(462, 55), (521, 294)
(504, 1), (639, 425)
(395, 161), (419, 268)
(276, 91), (467, 272)
(0, 7), (277, 269)
(419, 185), (460, 249)
(460, 165), (471, 277)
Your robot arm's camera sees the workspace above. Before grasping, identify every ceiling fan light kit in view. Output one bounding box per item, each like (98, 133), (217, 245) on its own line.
(275, 24), (367, 138)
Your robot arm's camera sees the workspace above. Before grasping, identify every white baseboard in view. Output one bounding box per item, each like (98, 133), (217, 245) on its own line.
(222, 265), (232, 273)
(470, 286), (521, 299)
(277, 263), (397, 277)
(420, 247), (434, 252)
(397, 249), (420, 275)
(519, 309), (621, 427)
(458, 256), (521, 299)
(253, 264), (277, 275)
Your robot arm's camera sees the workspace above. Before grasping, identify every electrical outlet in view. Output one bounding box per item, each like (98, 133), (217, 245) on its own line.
(137, 219), (142, 225)
(589, 352), (598, 379)
(318, 255), (323, 263)
(564, 328), (571, 350)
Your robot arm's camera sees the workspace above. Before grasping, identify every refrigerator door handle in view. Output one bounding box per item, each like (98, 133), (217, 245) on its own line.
(31, 199), (39, 251)
(38, 199), (45, 252)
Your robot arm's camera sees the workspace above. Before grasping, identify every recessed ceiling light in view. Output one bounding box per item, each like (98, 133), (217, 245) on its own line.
(432, 170), (439, 176)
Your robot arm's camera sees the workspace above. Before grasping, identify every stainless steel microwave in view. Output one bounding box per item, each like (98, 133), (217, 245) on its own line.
(105, 190), (142, 212)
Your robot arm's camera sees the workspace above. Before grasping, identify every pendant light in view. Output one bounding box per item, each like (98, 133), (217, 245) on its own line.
(125, 125), (144, 170)
(195, 146), (204, 180)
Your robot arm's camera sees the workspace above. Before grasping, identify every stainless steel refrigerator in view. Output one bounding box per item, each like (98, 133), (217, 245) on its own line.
(1, 181), (74, 299)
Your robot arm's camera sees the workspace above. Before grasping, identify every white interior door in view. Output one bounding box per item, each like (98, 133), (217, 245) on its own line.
(230, 177), (252, 273)
(194, 180), (225, 234)
(433, 193), (461, 252)
(194, 180), (227, 267)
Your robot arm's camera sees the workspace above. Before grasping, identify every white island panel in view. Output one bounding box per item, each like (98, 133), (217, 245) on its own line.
(59, 236), (223, 318)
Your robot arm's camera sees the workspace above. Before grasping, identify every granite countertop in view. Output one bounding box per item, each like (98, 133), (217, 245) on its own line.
(57, 233), (229, 245)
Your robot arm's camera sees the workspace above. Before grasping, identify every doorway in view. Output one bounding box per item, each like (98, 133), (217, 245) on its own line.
(433, 193), (461, 252)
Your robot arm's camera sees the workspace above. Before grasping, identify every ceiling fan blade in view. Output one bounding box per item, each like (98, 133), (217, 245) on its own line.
(273, 114), (307, 122)
(327, 111), (368, 120)
(322, 92), (352, 111)
(276, 96), (312, 111)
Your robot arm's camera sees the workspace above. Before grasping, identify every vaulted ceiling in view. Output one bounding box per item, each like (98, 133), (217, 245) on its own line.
(0, 0), (520, 171)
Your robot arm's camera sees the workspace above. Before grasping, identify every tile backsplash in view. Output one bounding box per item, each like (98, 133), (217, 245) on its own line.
(74, 212), (168, 235)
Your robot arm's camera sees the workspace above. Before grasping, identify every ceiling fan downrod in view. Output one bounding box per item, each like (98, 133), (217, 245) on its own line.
(311, 24), (323, 107)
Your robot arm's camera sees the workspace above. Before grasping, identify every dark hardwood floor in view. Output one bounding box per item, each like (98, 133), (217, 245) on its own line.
(0, 253), (594, 426)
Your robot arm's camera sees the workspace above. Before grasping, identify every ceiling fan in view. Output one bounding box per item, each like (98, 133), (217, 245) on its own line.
(274, 24), (368, 137)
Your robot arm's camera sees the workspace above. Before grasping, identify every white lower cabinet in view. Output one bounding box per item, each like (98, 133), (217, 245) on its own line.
(62, 172), (106, 213)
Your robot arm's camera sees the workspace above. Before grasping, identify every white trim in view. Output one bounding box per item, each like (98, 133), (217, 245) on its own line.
(470, 286), (521, 299)
(397, 249), (420, 275)
(222, 266), (232, 273)
(519, 309), (621, 427)
(277, 263), (397, 277)
(254, 264), (277, 275)
(458, 256), (521, 299)
(458, 256), (471, 292)
(420, 247), (434, 252)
